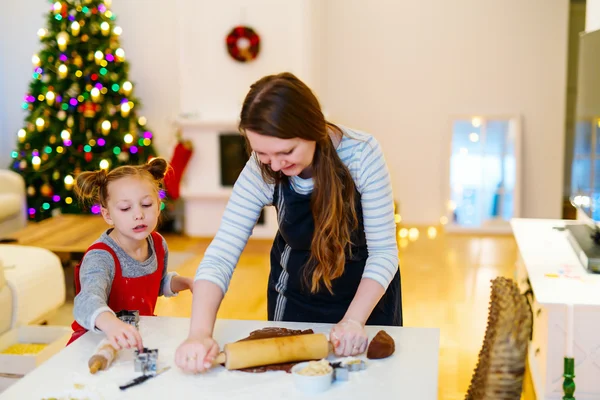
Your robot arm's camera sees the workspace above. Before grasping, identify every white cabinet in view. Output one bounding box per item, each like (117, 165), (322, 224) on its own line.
(512, 218), (600, 400)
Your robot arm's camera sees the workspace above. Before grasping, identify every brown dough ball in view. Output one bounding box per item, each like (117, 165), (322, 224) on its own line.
(367, 330), (395, 359)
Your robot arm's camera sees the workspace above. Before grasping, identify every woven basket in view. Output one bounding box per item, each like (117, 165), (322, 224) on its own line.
(465, 277), (533, 399)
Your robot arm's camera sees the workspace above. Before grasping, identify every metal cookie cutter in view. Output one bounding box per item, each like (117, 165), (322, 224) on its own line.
(329, 360), (367, 382)
(134, 348), (159, 376)
(116, 310), (140, 329)
(332, 364), (349, 381)
(344, 359), (367, 372)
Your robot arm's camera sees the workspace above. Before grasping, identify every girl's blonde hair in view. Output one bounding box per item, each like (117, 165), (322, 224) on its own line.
(74, 157), (168, 208)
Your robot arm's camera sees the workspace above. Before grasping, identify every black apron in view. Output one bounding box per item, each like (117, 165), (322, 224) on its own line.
(268, 179), (403, 326)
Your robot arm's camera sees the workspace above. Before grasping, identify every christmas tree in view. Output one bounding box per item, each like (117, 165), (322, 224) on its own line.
(9, 0), (160, 222)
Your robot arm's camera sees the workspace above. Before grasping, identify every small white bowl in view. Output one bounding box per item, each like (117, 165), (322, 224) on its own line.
(291, 361), (333, 394)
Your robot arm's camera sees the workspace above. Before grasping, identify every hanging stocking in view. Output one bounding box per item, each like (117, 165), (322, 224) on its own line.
(164, 139), (193, 200)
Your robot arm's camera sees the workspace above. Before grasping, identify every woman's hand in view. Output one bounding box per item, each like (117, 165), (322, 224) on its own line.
(329, 318), (368, 356)
(175, 335), (220, 374)
(96, 313), (143, 351)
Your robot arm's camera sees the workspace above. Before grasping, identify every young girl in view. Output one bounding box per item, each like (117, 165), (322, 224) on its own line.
(67, 157), (193, 350)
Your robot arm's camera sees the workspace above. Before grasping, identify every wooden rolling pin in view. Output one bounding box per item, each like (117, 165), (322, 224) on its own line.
(213, 333), (329, 370)
(88, 339), (118, 374)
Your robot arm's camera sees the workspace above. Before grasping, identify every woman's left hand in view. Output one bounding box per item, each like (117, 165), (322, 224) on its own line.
(330, 318), (368, 356)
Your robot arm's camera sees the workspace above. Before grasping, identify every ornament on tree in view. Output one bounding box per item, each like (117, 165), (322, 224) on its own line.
(41, 184), (53, 197)
(67, 83), (80, 97)
(118, 151), (129, 162)
(81, 101), (96, 118)
(67, 116), (74, 127)
(57, 110), (67, 120)
(73, 54), (83, 67)
(20, 160), (27, 170)
(53, 170), (60, 180)
(85, 152), (93, 162)
(27, 186), (35, 196)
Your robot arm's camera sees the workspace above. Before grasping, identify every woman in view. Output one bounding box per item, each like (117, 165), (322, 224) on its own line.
(175, 72), (402, 373)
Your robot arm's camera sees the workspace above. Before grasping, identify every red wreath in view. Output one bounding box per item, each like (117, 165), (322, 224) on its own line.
(226, 26), (260, 63)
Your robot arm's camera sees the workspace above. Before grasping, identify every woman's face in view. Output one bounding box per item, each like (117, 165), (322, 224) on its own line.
(245, 130), (316, 177)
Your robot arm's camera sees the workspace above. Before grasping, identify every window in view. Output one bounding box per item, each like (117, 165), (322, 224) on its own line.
(446, 117), (521, 232)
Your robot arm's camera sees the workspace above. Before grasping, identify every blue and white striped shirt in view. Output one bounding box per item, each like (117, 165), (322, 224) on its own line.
(194, 126), (399, 293)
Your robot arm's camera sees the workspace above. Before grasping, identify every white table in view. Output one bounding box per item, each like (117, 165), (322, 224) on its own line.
(511, 218), (600, 400)
(0, 317), (440, 399)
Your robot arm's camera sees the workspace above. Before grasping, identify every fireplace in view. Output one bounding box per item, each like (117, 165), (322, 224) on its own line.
(219, 133), (247, 187)
(176, 118), (275, 238)
(218, 133), (265, 225)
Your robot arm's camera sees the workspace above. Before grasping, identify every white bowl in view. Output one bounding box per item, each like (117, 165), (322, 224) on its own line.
(291, 361), (333, 394)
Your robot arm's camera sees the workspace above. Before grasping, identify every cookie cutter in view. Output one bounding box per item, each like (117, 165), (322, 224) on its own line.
(134, 348), (158, 375)
(116, 310), (140, 329)
(333, 366), (348, 381)
(344, 359), (367, 372)
(329, 360), (367, 381)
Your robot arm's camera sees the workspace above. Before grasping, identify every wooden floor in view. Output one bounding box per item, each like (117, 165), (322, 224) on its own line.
(47, 224), (537, 399)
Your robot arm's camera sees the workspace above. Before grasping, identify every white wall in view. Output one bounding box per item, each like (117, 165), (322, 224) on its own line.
(177, 0), (320, 120)
(0, 0), (47, 168)
(110, 0), (181, 159)
(587, 0), (600, 32)
(320, 0), (569, 224)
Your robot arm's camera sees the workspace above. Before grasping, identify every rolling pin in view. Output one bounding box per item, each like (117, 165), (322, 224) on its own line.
(213, 333), (329, 370)
(88, 338), (118, 374)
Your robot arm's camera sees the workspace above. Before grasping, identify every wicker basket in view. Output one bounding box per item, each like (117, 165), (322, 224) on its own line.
(465, 277), (533, 399)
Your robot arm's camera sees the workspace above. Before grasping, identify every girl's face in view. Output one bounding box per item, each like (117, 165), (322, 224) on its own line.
(245, 130), (316, 177)
(101, 176), (160, 242)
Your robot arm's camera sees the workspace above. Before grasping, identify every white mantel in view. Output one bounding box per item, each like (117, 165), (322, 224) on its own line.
(177, 117), (278, 239)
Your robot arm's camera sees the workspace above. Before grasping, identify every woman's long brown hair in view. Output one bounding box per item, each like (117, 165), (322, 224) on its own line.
(239, 72), (358, 294)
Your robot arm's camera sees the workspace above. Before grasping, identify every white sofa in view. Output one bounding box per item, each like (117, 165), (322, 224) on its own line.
(0, 170), (27, 238)
(0, 245), (65, 329)
(0, 256), (12, 335)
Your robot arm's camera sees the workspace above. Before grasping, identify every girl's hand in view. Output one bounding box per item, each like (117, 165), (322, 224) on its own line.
(175, 335), (220, 374)
(171, 276), (195, 294)
(98, 314), (143, 351)
(329, 318), (368, 356)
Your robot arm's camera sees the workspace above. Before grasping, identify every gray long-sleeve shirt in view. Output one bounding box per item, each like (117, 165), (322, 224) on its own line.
(73, 229), (177, 332)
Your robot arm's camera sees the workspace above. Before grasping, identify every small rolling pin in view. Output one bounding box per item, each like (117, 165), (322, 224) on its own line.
(213, 333), (329, 370)
(88, 338), (118, 374)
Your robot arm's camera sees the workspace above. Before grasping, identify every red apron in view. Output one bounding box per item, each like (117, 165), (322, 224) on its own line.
(66, 232), (165, 345)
